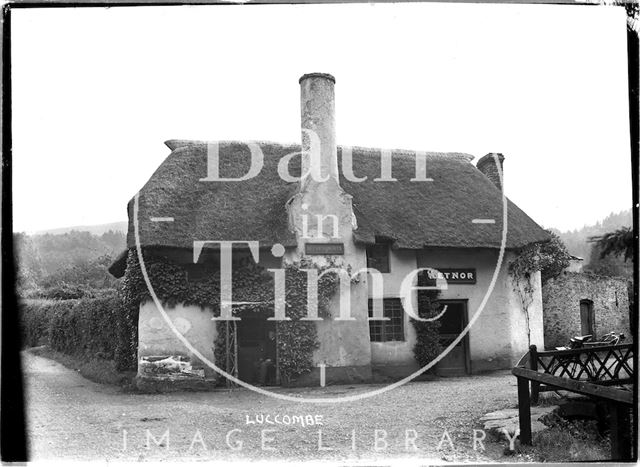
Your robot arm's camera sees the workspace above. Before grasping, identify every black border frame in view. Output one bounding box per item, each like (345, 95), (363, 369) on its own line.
(1, 1), (637, 462)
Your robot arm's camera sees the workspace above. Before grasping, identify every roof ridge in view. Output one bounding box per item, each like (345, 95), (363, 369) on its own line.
(164, 138), (474, 161)
(164, 139), (300, 151)
(340, 145), (474, 162)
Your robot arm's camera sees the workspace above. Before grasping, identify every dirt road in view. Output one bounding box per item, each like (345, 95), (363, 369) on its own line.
(23, 352), (519, 462)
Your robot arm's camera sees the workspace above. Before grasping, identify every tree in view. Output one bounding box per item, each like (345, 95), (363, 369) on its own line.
(13, 232), (44, 293)
(586, 244), (633, 278)
(41, 254), (120, 291)
(590, 225), (636, 338)
(100, 230), (127, 251)
(589, 226), (633, 262)
(586, 227), (633, 278)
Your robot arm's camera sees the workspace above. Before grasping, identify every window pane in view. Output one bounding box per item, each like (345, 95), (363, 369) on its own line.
(368, 300), (381, 342)
(369, 298), (405, 342)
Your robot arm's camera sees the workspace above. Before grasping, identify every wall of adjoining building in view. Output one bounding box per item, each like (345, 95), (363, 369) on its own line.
(542, 271), (631, 349)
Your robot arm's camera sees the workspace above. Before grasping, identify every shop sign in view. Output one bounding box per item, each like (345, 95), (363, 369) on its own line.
(419, 268), (477, 285)
(305, 243), (345, 255)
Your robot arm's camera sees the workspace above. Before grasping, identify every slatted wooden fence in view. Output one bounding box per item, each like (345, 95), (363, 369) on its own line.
(513, 343), (635, 460)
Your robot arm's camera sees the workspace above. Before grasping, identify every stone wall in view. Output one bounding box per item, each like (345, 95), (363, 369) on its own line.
(542, 272), (631, 348)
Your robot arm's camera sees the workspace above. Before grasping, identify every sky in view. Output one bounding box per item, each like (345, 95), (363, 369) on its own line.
(11, 2), (632, 234)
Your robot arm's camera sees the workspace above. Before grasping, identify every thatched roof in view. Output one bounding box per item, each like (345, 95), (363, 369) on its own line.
(110, 140), (549, 277)
(108, 249), (129, 278)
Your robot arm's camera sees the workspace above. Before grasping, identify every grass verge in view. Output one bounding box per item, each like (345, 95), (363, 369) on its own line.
(507, 410), (611, 462)
(528, 425), (610, 462)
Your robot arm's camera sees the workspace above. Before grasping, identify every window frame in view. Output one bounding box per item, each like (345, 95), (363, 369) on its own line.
(368, 298), (405, 342)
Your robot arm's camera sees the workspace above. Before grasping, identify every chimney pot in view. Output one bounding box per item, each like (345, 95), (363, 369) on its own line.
(477, 153), (505, 191)
(299, 72), (336, 84)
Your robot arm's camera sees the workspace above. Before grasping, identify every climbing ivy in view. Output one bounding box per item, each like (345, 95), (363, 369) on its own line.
(120, 249), (350, 385)
(411, 288), (443, 368)
(275, 258), (348, 384)
(510, 231), (572, 285)
(509, 232), (571, 345)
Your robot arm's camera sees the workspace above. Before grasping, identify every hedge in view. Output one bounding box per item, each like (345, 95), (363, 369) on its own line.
(19, 292), (138, 371)
(20, 299), (76, 348)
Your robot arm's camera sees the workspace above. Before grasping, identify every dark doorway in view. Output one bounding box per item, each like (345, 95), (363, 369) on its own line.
(236, 311), (277, 385)
(580, 299), (595, 337)
(435, 300), (470, 376)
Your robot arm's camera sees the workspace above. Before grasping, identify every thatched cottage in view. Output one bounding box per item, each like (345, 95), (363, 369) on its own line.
(110, 73), (550, 388)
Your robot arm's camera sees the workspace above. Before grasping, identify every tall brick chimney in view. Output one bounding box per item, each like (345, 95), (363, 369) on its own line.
(299, 73), (338, 188)
(477, 153), (505, 191)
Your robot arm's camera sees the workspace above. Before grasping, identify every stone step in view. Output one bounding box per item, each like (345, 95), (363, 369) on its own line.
(480, 405), (559, 438)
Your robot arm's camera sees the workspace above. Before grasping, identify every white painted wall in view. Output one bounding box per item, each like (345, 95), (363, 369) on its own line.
(366, 248), (544, 372)
(367, 248), (419, 366)
(286, 177), (373, 372)
(138, 301), (217, 376)
(419, 248), (543, 371)
(509, 269), (544, 360)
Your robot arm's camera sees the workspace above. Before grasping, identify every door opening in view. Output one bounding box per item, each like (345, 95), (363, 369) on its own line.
(236, 311), (277, 385)
(580, 299), (595, 338)
(434, 300), (470, 376)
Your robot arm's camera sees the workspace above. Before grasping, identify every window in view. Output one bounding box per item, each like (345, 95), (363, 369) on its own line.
(368, 298), (405, 342)
(366, 242), (390, 273)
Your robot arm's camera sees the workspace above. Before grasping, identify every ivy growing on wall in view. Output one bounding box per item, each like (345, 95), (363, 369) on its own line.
(275, 258), (349, 384)
(121, 249), (223, 310)
(215, 258), (349, 384)
(411, 288), (443, 368)
(121, 249), (349, 385)
(508, 231), (572, 345)
(509, 250), (536, 346)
